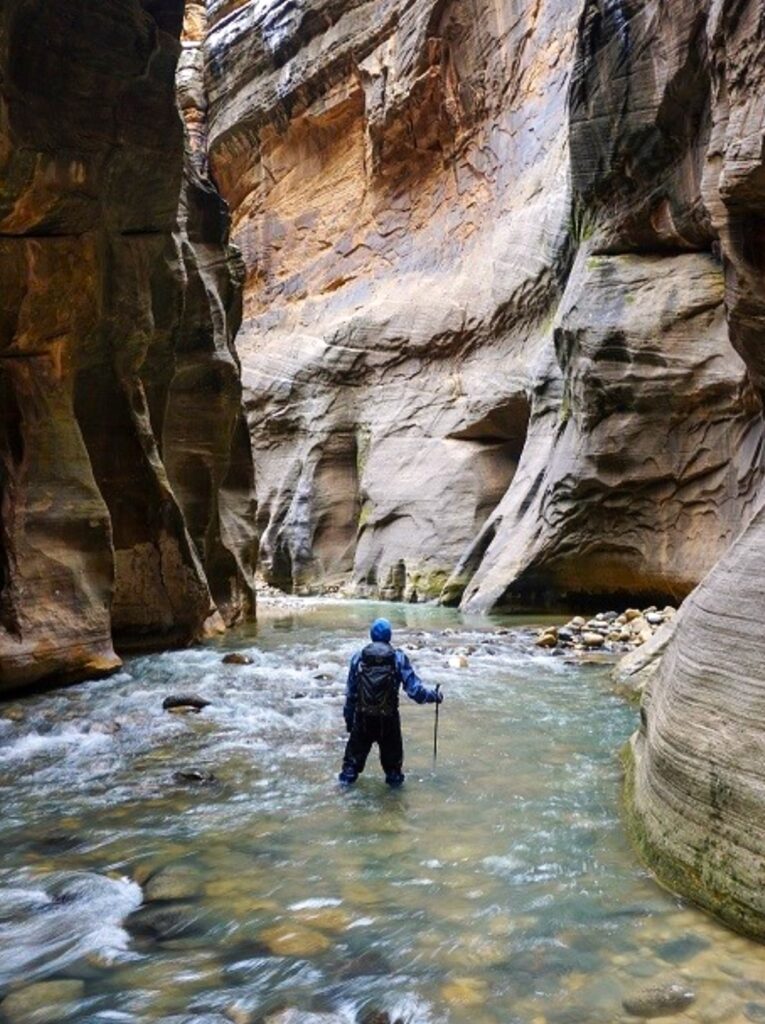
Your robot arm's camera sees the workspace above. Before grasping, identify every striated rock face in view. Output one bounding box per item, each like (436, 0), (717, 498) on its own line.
(197, 0), (765, 935)
(0, 0), (255, 691)
(203, 0), (577, 597)
(624, 0), (765, 939)
(200, 0), (763, 607)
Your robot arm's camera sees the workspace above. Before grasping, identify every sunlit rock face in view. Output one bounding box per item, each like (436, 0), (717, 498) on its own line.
(203, 0), (577, 597)
(0, 0), (255, 691)
(202, 0), (762, 605)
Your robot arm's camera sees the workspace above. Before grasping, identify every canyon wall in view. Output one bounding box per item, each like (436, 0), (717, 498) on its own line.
(622, 0), (765, 940)
(202, 0), (763, 608)
(0, 0), (256, 692)
(199, 0), (765, 936)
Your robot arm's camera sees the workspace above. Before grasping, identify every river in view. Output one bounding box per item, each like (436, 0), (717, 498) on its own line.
(0, 600), (763, 1024)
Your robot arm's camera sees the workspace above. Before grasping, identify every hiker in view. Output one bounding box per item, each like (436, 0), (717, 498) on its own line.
(338, 618), (443, 787)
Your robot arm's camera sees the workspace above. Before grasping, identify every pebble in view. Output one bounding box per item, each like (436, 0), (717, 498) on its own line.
(173, 769), (217, 786)
(582, 632), (605, 648)
(534, 603), (678, 658)
(623, 982), (696, 1018)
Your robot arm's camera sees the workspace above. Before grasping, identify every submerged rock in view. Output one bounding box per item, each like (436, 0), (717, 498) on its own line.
(127, 903), (207, 942)
(622, 982), (696, 1018)
(222, 653), (253, 666)
(143, 863), (204, 902)
(0, 979), (85, 1024)
(173, 769), (217, 786)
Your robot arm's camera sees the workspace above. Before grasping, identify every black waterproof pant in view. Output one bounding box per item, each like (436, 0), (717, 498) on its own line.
(342, 712), (404, 780)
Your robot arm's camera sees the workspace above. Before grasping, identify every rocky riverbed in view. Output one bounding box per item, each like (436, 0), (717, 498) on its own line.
(534, 607), (677, 656)
(1, 601), (765, 1024)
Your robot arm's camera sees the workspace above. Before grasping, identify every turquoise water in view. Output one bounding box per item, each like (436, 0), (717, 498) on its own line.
(0, 600), (763, 1024)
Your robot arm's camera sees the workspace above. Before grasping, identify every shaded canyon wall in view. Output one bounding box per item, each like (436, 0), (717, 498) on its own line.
(0, 0), (256, 692)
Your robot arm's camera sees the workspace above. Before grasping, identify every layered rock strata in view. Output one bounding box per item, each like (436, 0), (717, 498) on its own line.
(197, 0), (765, 938)
(200, 0), (762, 609)
(0, 0), (256, 692)
(622, 0), (765, 939)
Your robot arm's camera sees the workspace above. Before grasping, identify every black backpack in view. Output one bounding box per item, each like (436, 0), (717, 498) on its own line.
(357, 642), (399, 716)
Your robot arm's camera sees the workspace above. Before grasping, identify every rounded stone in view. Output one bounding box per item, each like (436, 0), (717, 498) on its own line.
(622, 982), (696, 1018)
(222, 653), (253, 665)
(1, 980), (85, 1024)
(258, 923), (331, 956)
(582, 632), (605, 648)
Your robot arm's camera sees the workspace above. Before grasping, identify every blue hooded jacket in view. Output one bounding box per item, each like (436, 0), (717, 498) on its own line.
(343, 619), (438, 726)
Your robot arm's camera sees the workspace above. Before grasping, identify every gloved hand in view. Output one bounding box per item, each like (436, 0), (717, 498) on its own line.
(429, 689), (443, 704)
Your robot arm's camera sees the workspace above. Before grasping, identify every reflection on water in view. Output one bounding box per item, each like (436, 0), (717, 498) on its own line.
(0, 600), (764, 1024)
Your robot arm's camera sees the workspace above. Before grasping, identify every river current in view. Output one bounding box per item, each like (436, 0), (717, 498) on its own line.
(1, 600), (763, 1024)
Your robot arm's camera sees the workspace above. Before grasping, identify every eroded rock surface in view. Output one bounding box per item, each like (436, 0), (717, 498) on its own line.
(203, 0), (577, 597)
(0, 0), (255, 691)
(195, 0), (765, 939)
(625, 0), (765, 940)
(199, 0), (763, 610)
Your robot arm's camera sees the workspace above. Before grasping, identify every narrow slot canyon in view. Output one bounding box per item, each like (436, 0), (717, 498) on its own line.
(2, 2), (765, 1022)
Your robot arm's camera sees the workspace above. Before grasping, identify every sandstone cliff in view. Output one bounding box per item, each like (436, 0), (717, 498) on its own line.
(196, 0), (765, 938)
(619, 0), (765, 940)
(200, 0), (762, 609)
(0, 0), (256, 692)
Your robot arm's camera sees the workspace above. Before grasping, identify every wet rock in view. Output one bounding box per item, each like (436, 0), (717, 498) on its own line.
(623, 982), (696, 1018)
(582, 633), (605, 648)
(646, 613), (664, 626)
(336, 949), (391, 979)
(173, 769), (217, 786)
(143, 863), (204, 902)
(536, 633), (558, 649)
(127, 903), (207, 942)
(359, 1011), (404, 1024)
(655, 933), (710, 964)
(557, 628), (576, 644)
(448, 655), (469, 669)
(624, 609), (642, 622)
(258, 923), (331, 956)
(0, 706), (25, 723)
(0, 979), (85, 1024)
(225, 1004), (258, 1024)
(162, 695), (211, 713)
(222, 653), (253, 665)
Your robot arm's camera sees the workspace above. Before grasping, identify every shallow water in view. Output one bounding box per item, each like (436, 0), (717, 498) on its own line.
(1, 600), (764, 1024)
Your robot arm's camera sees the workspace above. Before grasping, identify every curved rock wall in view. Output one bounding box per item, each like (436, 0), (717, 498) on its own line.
(0, 0), (256, 692)
(625, 0), (765, 939)
(200, 0), (763, 607)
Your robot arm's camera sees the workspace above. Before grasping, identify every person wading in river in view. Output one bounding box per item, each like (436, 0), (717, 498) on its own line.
(338, 618), (443, 787)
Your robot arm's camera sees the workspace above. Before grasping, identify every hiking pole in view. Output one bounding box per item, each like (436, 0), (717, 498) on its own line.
(433, 684), (441, 762)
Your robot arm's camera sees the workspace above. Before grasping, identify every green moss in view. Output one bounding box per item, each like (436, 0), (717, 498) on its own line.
(407, 567), (450, 602)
